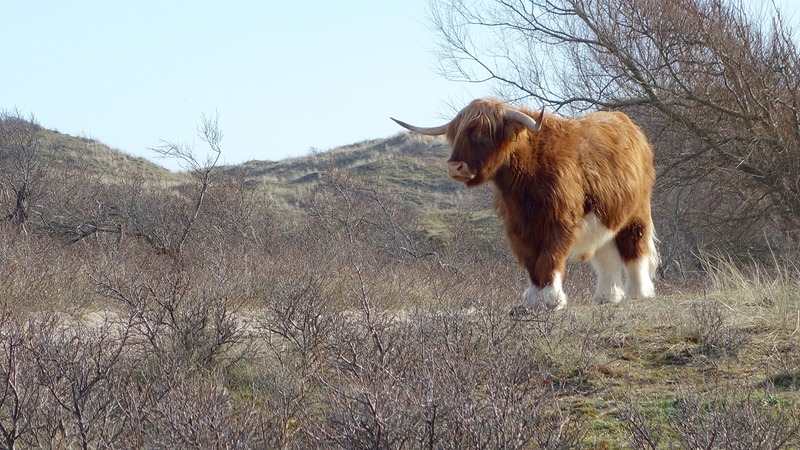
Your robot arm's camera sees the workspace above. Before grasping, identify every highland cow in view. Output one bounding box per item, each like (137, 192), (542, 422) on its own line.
(392, 98), (658, 311)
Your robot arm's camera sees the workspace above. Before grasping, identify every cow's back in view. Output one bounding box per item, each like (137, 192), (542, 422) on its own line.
(572, 111), (654, 232)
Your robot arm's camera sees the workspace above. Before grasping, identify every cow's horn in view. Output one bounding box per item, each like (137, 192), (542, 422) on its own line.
(391, 117), (449, 136)
(504, 107), (544, 133)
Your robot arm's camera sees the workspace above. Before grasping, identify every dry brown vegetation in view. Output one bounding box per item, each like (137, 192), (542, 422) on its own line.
(1, 0), (799, 445)
(0, 112), (799, 448)
(431, 0), (800, 266)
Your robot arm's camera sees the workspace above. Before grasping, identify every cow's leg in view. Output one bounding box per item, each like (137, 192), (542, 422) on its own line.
(590, 240), (625, 304)
(508, 221), (574, 313)
(522, 270), (567, 311)
(624, 258), (655, 298)
(519, 243), (570, 311)
(615, 220), (658, 298)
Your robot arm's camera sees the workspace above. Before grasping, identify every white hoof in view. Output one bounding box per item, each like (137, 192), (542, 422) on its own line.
(594, 284), (625, 304)
(521, 279), (567, 311)
(624, 258), (657, 299)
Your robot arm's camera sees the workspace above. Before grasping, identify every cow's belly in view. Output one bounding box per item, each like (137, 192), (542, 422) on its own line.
(569, 213), (615, 262)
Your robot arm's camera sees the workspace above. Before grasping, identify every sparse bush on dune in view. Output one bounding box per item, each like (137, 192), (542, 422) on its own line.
(0, 152), (798, 447)
(2, 0), (800, 440)
(3, 112), (800, 448)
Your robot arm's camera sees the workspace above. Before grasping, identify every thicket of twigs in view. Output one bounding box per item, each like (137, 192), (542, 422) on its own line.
(0, 149), (798, 448)
(1, 0), (800, 444)
(431, 0), (800, 265)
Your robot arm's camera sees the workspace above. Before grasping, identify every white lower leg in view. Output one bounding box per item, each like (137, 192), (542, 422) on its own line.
(624, 231), (658, 298)
(522, 272), (567, 310)
(624, 257), (656, 298)
(591, 242), (625, 304)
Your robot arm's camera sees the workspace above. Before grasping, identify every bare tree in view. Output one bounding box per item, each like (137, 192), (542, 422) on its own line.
(0, 110), (50, 231)
(0, 311), (41, 449)
(151, 113), (223, 256)
(42, 114), (224, 253)
(430, 0), (800, 257)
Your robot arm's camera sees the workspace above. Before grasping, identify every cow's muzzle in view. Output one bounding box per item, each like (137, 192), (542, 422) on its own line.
(448, 161), (475, 182)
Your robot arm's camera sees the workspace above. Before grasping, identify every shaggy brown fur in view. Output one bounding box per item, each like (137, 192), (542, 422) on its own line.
(443, 98), (656, 291)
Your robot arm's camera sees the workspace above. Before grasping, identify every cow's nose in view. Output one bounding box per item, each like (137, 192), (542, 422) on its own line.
(448, 161), (472, 179)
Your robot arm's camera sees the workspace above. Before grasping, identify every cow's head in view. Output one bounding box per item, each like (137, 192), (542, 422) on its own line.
(392, 98), (543, 187)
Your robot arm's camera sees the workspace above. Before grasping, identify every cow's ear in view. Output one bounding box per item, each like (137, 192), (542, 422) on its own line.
(504, 121), (525, 142)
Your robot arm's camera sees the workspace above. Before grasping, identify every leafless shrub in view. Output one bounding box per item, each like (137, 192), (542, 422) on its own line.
(671, 390), (800, 449)
(262, 281), (341, 371)
(94, 262), (251, 373)
(762, 341), (800, 392)
(141, 372), (259, 449)
(688, 298), (751, 358)
(0, 110), (52, 230)
(620, 387), (800, 450)
(620, 399), (664, 450)
(283, 281), (588, 449)
(195, 169), (281, 252)
(38, 114), (227, 255)
(0, 311), (45, 449)
(0, 223), (94, 312)
(241, 362), (312, 450)
(25, 314), (129, 450)
(151, 113), (223, 257)
(430, 0), (800, 265)
(299, 168), (430, 264)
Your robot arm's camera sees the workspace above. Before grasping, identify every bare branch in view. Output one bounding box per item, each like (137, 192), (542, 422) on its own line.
(149, 113), (224, 256)
(430, 0), (800, 255)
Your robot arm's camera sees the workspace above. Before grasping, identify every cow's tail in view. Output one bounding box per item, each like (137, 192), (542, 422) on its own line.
(647, 220), (659, 279)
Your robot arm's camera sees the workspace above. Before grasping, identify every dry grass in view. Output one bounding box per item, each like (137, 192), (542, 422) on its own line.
(41, 129), (185, 185)
(1, 172), (799, 449)
(0, 123), (798, 448)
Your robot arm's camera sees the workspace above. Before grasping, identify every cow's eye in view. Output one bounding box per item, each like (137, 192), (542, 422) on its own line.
(473, 131), (492, 145)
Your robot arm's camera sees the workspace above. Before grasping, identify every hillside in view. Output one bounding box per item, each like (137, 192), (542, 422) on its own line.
(41, 129), (183, 184)
(1, 122), (798, 448)
(15, 125), (501, 250)
(3, 125), (474, 219)
(36, 127), (462, 206)
(219, 132), (465, 207)
(224, 133), (451, 181)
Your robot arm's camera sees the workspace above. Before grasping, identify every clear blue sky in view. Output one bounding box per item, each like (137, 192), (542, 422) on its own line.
(1, 1), (485, 170)
(1, 1), (796, 171)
